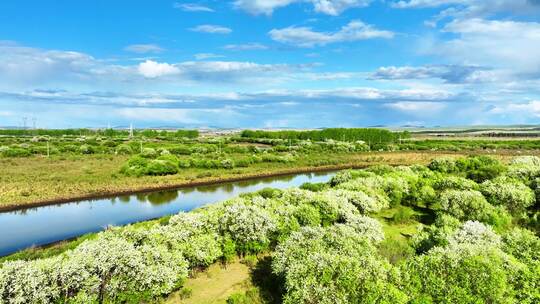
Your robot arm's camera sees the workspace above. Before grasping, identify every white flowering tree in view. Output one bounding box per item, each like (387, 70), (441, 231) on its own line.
(273, 225), (405, 304)
(481, 177), (535, 215)
(0, 257), (61, 304)
(219, 203), (276, 253)
(437, 189), (499, 223)
(343, 214), (385, 243)
(447, 221), (501, 248)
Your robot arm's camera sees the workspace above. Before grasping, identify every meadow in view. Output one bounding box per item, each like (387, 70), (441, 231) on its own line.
(1, 154), (539, 303)
(1, 128), (538, 209)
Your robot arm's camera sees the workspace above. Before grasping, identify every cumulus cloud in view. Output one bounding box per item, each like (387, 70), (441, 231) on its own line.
(488, 100), (540, 118)
(189, 24), (232, 34)
(233, 0), (372, 15)
(137, 60), (180, 78)
(435, 18), (540, 73)
(269, 20), (394, 47)
(0, 42), (129, 87)
(223, 43), (269, 51)
(173, 2), (214, 12)
(124, 44), (163, 54)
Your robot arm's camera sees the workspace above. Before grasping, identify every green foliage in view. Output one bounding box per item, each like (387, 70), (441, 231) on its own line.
(436, 189), (502, 223)
(0, 147), (31, 157)
(392, 206), (416, 224)
(428, 157), (458, 173)
(115, 144), (133, 155)
(481, 176), (535, 215)
(299, 182), (328, 192)
(293, 204), (321, 227)
(401, 244), (529, 304)
(241, 128), (409, 147)
(456, 155), (506, 182)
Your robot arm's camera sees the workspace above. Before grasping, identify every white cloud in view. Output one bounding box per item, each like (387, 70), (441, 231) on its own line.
(194, 53), (225, 60)
(384, 101), (447, 113)
(269, 20), (394, 47)
(233, 0), (297, 15)
(173, 2), (214, 12)
(392, 0), (540, 25)
(137, 60), (180, 78)
(124, 44), (163, 54)
(370, 65), (499, 83)
(233, 0), (372, 15)
(488, 100), (540, 118)
(311, 0), (372, 15)
(189, 24), (232, 34)
(435, 18), (540, 73)
(223, 43), (269, 50)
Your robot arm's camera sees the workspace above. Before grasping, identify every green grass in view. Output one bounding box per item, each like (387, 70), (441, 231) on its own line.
(0, 150), (467, 208)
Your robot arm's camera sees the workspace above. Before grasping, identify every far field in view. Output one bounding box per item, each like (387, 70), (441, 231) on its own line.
(1, 127), (539, 210)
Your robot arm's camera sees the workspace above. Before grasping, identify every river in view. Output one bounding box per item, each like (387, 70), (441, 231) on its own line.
(0, 171), (336, 256)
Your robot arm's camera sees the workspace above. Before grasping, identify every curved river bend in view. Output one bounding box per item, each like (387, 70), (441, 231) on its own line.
(0, 171), (336, 256)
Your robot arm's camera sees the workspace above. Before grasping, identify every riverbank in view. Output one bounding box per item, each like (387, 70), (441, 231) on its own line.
(0, 150), (527, 211)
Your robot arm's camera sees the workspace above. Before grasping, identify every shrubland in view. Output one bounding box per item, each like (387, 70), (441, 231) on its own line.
(1, 155), (540, 303)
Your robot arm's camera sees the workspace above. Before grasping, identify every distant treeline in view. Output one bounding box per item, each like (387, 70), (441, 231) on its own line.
(0, 129), (199, 138)
(240, 128), (410, 144)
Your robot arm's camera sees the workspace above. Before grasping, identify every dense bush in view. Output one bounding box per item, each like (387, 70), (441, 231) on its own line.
(481, 177), (535, 215)
(1, 147), (31, 157)
(273, 225), (404, 304)
(456, 155), (506, 182)
(437, 189), (500, 223)
(401, 244), (532, 303)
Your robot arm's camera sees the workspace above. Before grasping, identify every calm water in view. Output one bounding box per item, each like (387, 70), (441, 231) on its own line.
(0, 171), (336, 256)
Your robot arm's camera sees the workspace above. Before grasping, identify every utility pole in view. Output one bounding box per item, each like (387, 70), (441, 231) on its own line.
(22, 117), (28, 129)
(32, 118), (36, 130)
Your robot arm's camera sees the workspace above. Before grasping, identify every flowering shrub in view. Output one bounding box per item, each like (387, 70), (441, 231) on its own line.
(433, 175), (479, 191)
(511, 156), (540, 166)
(502, 228), (540, 266)
(448, 221), (501, 248)
(0, 257), (61, 303)
(437, 190), (498, 222)
(343, 214), (385, 243)
(327, 189), (386, 213)
(329, 170), (353, 186)
(428, 157), (458, 173)
(140, 147), (157, 158)
(481, 177), (535, 215)
(273, 225), (405, 304)
(401, 244), (529, 304)
(219, 203), (276, 253)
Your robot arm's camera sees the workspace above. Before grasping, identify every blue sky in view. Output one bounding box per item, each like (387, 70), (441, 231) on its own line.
(0, 0), (539, 128)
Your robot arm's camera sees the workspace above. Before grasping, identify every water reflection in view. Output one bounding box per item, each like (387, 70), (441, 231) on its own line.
(0, 171), (336, 256)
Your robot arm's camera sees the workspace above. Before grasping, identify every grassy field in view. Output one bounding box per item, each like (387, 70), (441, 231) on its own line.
(0, 150), (479, 209)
